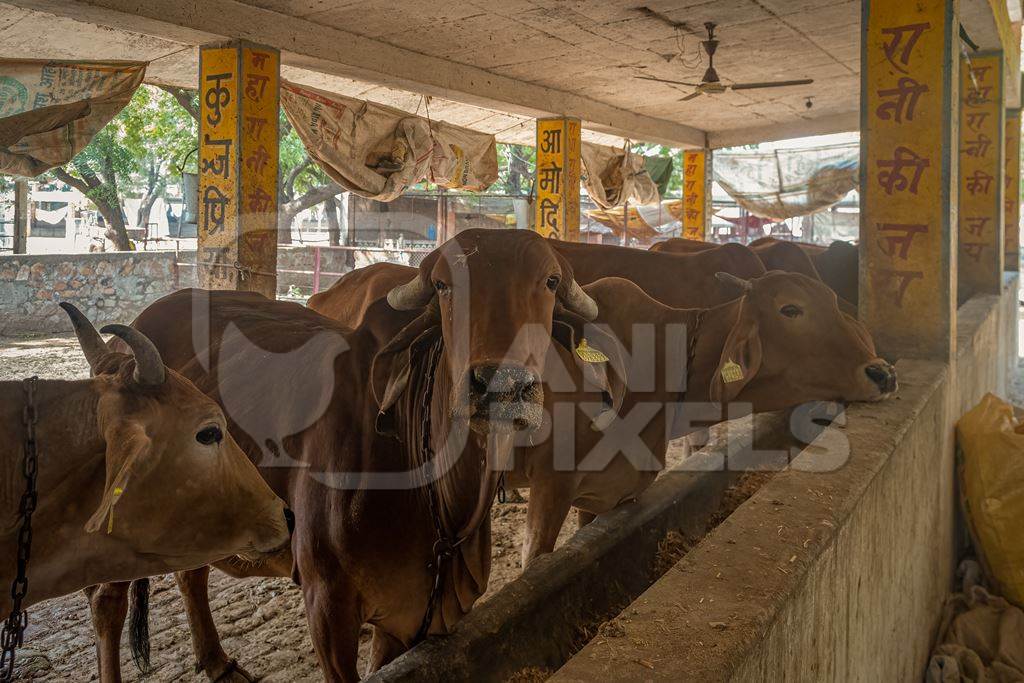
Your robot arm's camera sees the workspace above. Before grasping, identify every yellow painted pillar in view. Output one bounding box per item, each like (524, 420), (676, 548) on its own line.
(958, 51), (1004, 298)
(861, 0), (958, 360)
(534, 117), (581, 241)
(198, 40), (280, 298)
(682, 149), (710, 240)
(1005, 107), (1020, 270)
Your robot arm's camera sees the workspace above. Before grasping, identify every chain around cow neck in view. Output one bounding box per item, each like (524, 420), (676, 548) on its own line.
(412, 337), (467, 645)
(1, 377), (40, 682)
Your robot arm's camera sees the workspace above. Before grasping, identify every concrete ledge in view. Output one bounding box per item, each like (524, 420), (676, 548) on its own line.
(553, 280), (1017, 681)
(368, 412), (792, 682)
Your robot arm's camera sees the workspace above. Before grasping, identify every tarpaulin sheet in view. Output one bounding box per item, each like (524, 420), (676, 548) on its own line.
(585, 199), (682, 240)
(957, 393), (1024, 607)
(281, 81), (498, 202)
(715, 142), (858, 220)
(581, 142), (661, 209)
(0, 59), (145, 177)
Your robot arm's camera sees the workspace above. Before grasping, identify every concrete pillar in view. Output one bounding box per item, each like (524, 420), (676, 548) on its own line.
(958, 51), (1004, 297)
(12, 178), (27, 254)
(682, 149), (711, 240)
(534, 117), (581, 241)
(1005, 107), (1020, 270)
(860, 0), (958, 361)
(197, 40), (280, 298)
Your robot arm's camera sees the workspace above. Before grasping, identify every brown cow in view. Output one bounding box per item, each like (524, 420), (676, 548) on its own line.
(512, 271), (896, 564)
(0, 304), (292, 630)
(306, 246), (894, 568)
(87, 229), (605, 682)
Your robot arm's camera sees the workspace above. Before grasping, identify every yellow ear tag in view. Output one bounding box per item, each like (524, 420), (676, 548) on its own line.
(720, 359), (744, 383)
(576, 338), (609, 363)
(107, 486), (124, 534)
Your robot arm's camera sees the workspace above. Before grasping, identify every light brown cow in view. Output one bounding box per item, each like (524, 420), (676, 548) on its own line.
(307, 241), (890, 568)
(87, 229), (606, 682)
(0, 304), (292, 628)
(511, 272), (896, 564)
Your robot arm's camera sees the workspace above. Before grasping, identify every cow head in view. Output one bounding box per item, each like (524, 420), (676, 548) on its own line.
(382, 229), (597, 435)
(60, 303), (293, 569)
(709, 272), (897, 409)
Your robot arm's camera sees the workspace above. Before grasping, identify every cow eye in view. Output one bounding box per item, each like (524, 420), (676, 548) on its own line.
(433, 280), (449, 295)
(196, 426), (223, 445)
(780, 304), (803, 318)
(546, 275), (560, 291)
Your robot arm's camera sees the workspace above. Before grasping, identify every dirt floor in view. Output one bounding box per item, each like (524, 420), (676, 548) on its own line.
(0, 335), (578, 681)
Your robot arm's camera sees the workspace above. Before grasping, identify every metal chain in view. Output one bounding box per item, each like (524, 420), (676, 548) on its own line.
(1, 377), (40, 682)
(413, 339), (459, 645)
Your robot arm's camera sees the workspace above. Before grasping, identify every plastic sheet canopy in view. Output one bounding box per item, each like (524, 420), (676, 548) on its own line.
(0, 59), (146, 177)
(281, 81), (498, 202)
(580, 142), (661, 209)
(714, 142), (858, 220)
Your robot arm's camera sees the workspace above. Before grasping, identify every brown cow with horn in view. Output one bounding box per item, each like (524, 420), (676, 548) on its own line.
(307, 242), (895, 566)
(0, 304), (293, 677)
(511, 271), (896, 563)
(85, 229), (611, 682)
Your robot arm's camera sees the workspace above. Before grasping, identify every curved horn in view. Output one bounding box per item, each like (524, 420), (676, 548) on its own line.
(559, 278), (599, 320)
(99, 324), (166, 386)
(60, 302), (109, 371)
(715, 271), (753, 293)
(386, 275), (434, 311)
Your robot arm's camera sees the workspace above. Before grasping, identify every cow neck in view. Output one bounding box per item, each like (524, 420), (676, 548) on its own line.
(0, 378), (153, 609)
(686, 297), (744, 403)
(1, 379), (104, 520)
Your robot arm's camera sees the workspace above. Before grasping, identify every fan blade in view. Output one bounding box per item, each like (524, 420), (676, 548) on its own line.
(679, 91), (704, 102)
(636, 75), (702, 87)
(730, 79), (814, 91)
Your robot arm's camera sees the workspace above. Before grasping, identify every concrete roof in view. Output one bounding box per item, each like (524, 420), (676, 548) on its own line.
(0, 0), (1019, 148)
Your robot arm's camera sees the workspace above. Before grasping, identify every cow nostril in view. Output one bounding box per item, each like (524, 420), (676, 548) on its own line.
(865, 364), (891, 391)
(284, 508), (295, 535)
(471, 366), (493, 395)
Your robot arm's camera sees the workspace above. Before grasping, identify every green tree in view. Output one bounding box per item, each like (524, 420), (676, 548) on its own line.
(51, 85), (197, 250)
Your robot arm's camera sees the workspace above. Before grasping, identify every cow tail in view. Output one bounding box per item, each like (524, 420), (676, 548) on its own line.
(128, 578), (152, 673)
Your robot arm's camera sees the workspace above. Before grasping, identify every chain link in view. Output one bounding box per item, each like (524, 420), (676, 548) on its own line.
(413, 339), (456, 645)
(1, 377), (40, 682)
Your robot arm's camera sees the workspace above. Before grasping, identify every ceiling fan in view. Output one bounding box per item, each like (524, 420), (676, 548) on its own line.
(637, 22), (814, 101)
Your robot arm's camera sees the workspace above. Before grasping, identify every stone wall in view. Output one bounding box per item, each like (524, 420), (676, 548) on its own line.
(0, 251), (180, 335)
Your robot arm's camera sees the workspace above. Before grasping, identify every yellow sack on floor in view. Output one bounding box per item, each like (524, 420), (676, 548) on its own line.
(957, 393), (1024, 607)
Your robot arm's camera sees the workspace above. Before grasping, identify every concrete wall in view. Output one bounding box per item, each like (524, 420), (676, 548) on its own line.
(0, 251), (180, 335)
(553, 273), (1019, 682)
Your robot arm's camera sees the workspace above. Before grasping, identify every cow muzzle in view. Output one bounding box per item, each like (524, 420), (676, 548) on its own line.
(861, 360), (898, 399)
(467, 363), (543, 434)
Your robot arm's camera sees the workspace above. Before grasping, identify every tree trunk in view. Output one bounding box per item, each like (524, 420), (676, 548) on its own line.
(136, 163), (165, 232)
(278, 182), (341, 245)
(324, 196), (341, 247)
(52, 164), (132, 251)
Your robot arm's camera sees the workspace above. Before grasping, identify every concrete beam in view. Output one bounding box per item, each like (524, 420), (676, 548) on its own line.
(5, 0), (707, 149)
(707, 112), (859, 150)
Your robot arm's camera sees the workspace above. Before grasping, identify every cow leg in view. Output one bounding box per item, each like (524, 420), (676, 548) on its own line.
(366, 626), (406, 675)
(521, 474), (575, 567)
(174, 566), (255, 682)
(577, 509), (597, 527)
(303, 577), (362, 683)
(85, 581), (130, 683)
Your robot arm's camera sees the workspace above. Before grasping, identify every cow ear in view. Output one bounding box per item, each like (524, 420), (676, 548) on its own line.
(709, 305), (763, 404)
(553, 308), (627, 429)
(369, 311), (440, 436)
(85, 422), (155, 534)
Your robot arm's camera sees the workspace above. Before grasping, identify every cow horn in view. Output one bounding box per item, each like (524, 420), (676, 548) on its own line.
(715, 271), (754, 292)
(60, 302), (109, 371)
(560, 278), (599, 320)
(387, 276), (434, 311)
(99, 324), (166, 386)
